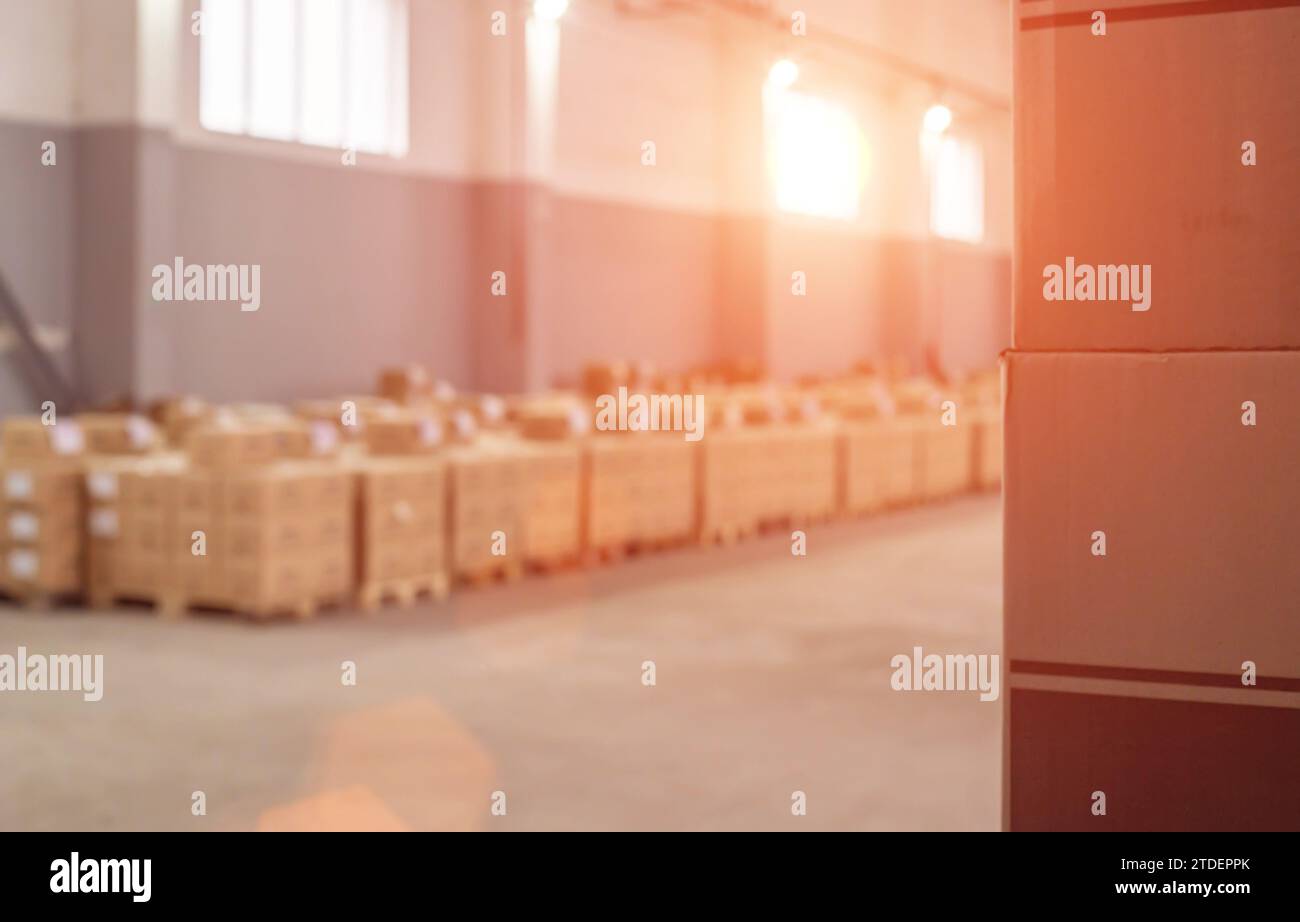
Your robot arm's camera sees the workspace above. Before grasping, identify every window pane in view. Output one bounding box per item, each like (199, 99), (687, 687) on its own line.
(199, 0), (247, 135)
(346, 0), (392, 155)
(248, 0), (297, 142)
(930, 137), (984, 244)
(299, 0), (345, 147)
(767, 90), (862, 221)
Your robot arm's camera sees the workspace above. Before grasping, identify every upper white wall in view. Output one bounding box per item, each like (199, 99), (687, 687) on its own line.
(0, 0), (78, 124)
(0, 0), (1012, 249)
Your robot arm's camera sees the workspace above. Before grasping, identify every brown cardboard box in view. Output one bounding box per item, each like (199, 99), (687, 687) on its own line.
(446, 441), (524, 576)
(377, 365), (434, 404)
(1, 544), (81, 594)
(513, 438), (582, 563)
(1008, 685), (1300, 831)
(0, 456), (84, 598)
(586, 434), (695, 549)
(913, 418), (975, 501)
(1, 418), (84, 461)
(839, 419), (916, 514)
(363, 410), (443, 456)
(355, 456), (446, 592)
(515, 398), (587, 441)
(1014, 3), (1300, 349)
(4, 505), (80, 546)
(969, 405), (1002, 492)
(1005, 351), (1300, 679)
(150, 396), (212, 447)
(77, 412), (161, 455)
(187, 424), (278, 467)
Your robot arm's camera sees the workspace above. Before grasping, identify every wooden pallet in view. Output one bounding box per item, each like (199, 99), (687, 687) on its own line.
(456, 560), (523, 588)
(357, 573), (450, 612)
(89, 588), (344, 622)
(698, 523), (756, 547)
(0, 587), (83, 611)
(525, 552), (583, 575)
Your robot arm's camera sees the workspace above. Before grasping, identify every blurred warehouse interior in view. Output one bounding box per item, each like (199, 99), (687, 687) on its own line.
(0, 0), (1010, 413)
(0, 0), (1012, 832)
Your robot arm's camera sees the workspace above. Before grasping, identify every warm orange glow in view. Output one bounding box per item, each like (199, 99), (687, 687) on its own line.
(765, 89), (863, 221)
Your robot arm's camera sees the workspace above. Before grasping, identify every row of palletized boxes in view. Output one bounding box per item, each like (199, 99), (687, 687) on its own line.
(1006, 1), (1300, 830)
(0, 376), (1000, 612)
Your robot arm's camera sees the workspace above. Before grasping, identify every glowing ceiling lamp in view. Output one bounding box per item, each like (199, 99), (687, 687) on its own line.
(767, 58), (799, 90)
(922, 103), (953, 136)
(533, 0), (569, 21)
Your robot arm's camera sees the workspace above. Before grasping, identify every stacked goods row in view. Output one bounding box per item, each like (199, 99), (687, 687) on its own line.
(353, 455), (448, 609)
(0, 420), (85, 603)
(586, 434), (696, 555)
(699, 423), (838, 544)
(0, 362), (998, 617)
(104, 428), (354, 619)
(1006, 4), (1300, 830)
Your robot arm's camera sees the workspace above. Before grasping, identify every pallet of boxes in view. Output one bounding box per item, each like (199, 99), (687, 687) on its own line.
(511, 397), (585, 571)
(79, 412), (182, 609)
(1006, 3), (1300, 830)
(0, 418), (87, 606)
(352, 404), (450, 609)
(698, 387), (837, 544)
(104, 416), (354, 619)
(581, 366), (697, 559)
(895, 378), (975, 504)
(827, 377), (917, 516)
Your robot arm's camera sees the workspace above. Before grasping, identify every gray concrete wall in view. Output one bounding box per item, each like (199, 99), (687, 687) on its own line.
(0, 121), (78, 415)
(1, 120), (1010, 408)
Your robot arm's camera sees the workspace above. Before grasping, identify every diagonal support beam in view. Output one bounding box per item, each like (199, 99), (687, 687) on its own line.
(0, 271), (78, 413)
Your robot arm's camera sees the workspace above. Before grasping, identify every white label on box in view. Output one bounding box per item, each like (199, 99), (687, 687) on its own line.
(125, 415), (155, 448)
(309, 421), (338, 455)
(86, 470), (120, 500)
(89, 507), (120, 538)
(4, 471), (34, 501)
(8, 512), (39, 542)
(8, 549), (38, 580)
(418, 418), (442, 446)
(49, 422), (85, 455)
(452, 410), (476, 440)
(568, 407), (591, 435)
(480, 395), (505, 423)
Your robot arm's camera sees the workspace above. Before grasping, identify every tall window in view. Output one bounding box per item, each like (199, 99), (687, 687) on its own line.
(928, 136), (983, 244)
(765, 90), (863, 221)
(199, 0), (409, 157)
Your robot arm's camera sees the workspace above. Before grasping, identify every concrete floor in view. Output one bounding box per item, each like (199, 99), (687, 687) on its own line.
(0, 495), (1001, 831)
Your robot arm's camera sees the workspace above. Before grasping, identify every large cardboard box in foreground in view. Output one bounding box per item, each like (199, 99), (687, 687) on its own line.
(1014, 2), (1300, 350)
(1005, 351), (1300, 679)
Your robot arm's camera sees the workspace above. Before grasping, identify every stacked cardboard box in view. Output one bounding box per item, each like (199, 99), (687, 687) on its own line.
(150, 396), (212, 448)
(964, 373), (1001, 492)
(514, 438), (583, 567)
(84, 453), (184, 607)
(218, 461), (354, 617)
(0, 419), (88, 600)
(108, 424), (354, 618)
(362, 408), (443, 456)
(893, 379), (974, 503)
(699, 421), (837, 541)
(353, 455), (448, 609)
(445, 439), (525, 581)
(377, 365), (435, 405)
(829, 383), (916, 514)
(295, 396), (394, 443)
(1006, 3), (1300, 830)
(0, 419), (85, 601)
(585, 433), (695, 553)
